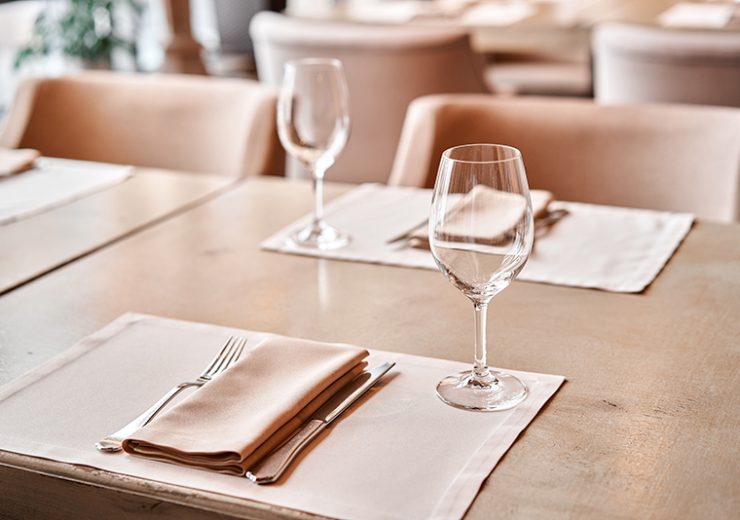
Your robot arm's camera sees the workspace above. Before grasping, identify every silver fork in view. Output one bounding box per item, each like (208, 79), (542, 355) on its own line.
(95, 336), (247, 453)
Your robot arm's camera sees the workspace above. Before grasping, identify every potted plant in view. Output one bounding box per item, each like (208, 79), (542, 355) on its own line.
(15, 0), (144, 71)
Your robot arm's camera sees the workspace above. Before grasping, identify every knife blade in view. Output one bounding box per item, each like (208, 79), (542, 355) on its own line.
(245, 361), (395, 484)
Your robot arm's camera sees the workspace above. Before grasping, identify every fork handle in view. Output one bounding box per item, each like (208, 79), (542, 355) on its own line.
(95, 382), (199, 453)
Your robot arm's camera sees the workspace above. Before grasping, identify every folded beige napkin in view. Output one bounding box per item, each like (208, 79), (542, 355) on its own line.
(0, 148), (40, 177)
(122, 336), (369, 475)
(408, 186), (553, 247)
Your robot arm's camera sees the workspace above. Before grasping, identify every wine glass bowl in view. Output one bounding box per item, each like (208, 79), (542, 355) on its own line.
(277, 58), (351, 250)
(429, 144), (534, 411)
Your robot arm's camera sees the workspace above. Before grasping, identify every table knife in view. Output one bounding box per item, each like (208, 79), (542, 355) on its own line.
(246, 361), (395, 484)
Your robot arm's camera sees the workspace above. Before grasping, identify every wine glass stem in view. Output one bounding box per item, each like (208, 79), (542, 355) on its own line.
(311, 166), (325, 227)
(473, 302), (492, 382)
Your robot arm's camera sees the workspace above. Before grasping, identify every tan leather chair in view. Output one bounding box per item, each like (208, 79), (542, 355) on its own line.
(249, 11), (487, 184)
(593, 23), (740, 108)
(0, 71), (283, 177)
(390, 95), (740, 222)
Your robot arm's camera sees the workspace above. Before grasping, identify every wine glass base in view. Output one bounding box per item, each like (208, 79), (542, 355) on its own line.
(289, 222), (351, 250)
(436, 370), (528, 411)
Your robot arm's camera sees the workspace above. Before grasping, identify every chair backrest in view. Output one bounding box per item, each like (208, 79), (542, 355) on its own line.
(249, 11), (487, 184)
(390, 94), (740, 222)
(0, 71), (282, 178)
(593, 23), (740, 108)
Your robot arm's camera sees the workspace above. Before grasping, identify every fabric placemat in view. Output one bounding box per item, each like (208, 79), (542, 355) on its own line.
(0, 313), (563, 520)
(345, 1), (424, 23)
(0, 157), (133, 225)
(0, 147), (40, 177)
(261, 184), (694, 293)
(658, 2), (735, 28)
(459, 2), (536, 26)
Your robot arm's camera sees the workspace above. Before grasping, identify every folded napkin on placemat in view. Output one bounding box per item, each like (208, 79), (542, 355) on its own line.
(0, 313), (563, 520)
(402, 186), (553, 247)
(261, 184), (694, 293)
(123, 336), (367, 475)
(0, 147), (40, 177)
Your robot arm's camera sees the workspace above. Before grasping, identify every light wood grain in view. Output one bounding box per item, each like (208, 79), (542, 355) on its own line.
(0, 452), (319, 520)
(0, 178), (738, 519)
(0, 168), (235, 295)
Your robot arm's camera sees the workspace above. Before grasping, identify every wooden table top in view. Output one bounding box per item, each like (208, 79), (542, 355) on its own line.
(0, 167), (234, 296)
(1, 177), (739, 519)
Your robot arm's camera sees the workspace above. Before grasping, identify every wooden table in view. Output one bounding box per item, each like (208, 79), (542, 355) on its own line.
(1, 178), (739, 519)
(0, 167), (234, 296)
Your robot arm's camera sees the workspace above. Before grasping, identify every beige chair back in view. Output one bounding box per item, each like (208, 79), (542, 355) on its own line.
(390, 95), (740, 222)
(593, 23), (740, 108)
(249, 11), (487, 184)
(0, 72), (282, 177)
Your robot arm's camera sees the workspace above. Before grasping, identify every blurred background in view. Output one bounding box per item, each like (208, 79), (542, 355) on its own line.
(1, 0), (738, 173)
(2, 0), (738, 113)
(0, 0), (287, 113)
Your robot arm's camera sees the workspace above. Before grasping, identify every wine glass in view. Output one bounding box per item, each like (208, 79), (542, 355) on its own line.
(429, 144), (534, 411)
(277, 58), (351, 250)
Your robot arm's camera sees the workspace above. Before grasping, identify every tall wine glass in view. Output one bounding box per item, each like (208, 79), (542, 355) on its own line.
(429, 144), (534, 411)
(277, 58), (351, 250)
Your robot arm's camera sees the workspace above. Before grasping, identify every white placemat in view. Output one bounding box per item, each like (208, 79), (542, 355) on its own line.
(459, 2), (535, 26)
(0, 157), (133, 225)
(658, 2), (735, 28)
(261, 184), (694, 293)
(0, 313), (564, 520)
(346, 1), (425, 23)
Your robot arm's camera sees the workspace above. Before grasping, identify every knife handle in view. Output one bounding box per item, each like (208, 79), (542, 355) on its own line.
(246, 419), (326, 484)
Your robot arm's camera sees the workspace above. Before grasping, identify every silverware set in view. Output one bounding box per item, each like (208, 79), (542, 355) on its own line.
(386, 208), (570, 247)
(95, 336), (247, 453)
(247, 361), (394, 484)
(95, 334), (394, 485)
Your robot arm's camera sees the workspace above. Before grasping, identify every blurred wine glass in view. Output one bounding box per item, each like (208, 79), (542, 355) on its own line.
(277, 58), (351, 250)
(429, 144), (534, 411)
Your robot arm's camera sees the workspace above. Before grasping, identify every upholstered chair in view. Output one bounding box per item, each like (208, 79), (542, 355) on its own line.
(390, 94), (740, 221)
(0, 71), (282, 178)
(593, 23), (740, 108)
(249, 11), (487, 184)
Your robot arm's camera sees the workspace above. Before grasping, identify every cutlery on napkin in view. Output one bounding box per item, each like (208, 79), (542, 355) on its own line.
(96, 336), (247, 453)
(0, 148), (40, 177)
(247, 361), (395, 484)
(122, 336), (374, 476)
(388, 187), (563, 247)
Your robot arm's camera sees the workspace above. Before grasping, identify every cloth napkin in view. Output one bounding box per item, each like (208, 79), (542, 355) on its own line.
(123, 336), (369, 475)
(0, 148), (40, 177)
(406, 187), (553, 246)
